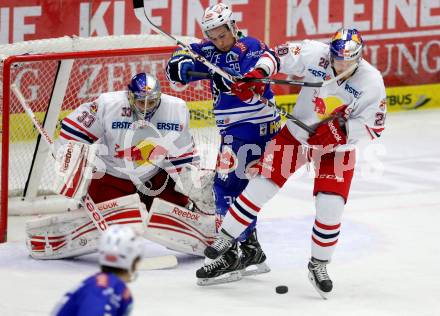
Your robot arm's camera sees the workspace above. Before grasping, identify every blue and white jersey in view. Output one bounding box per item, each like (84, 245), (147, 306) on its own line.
(52, 272), (133, 316)
(188, 36), (280, 137)
(56, 91), (199, 181)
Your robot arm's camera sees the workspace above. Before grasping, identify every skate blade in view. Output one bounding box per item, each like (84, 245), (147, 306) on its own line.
(308, 272), (329, 300)
(241, 262), (271, 277)
(197, 271), (242, 286)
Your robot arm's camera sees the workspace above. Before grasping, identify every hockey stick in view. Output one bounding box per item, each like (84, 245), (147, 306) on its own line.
(138, 254), (178, 271)
(189, 64), (357, 87)
(11, 84), (108, 233)
(239, 65), (357, 87)
(132, 0), (314, 134)
(187, 70), (341, 130)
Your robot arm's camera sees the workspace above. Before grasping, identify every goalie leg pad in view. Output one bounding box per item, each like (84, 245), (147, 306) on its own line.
(144, 198), (216, 256)
(26, 193), (148, 259)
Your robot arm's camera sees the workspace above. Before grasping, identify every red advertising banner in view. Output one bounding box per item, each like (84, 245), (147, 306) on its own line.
(1, 0), (439, 87)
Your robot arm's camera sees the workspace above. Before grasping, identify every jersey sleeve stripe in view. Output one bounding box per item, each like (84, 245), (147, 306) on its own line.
(59, 131), (76, 141)
(168, 155), (200, 167)
(168, 150), (198, 161)
(365, 125), (384, 140)
(60, 123), (95, 144)
(216, 113), (276, 128)
(213, 106), (265, 116)
(63, 118), (98, 141)
(213, 103), (265, 114)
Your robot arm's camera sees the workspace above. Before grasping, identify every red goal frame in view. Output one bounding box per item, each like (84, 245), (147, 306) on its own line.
(0, 46), (184, 242)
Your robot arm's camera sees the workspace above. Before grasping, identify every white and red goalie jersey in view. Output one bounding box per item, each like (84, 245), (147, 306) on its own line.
(57, 91), (199, 182)
(257, 39), (387, 146)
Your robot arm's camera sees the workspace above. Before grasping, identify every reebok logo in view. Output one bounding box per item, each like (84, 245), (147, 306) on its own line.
(98, 200), (118, 211)
(328, 121), (342, 142)
(172, 207), (200, 221)
(62, 145), (73, 172)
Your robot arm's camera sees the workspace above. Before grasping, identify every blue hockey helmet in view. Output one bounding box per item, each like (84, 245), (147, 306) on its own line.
(128, 73), (161, 119)
(330, 28), (363, 62)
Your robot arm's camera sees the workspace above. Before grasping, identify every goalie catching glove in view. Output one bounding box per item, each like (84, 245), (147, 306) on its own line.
(172, 165), (215, 213)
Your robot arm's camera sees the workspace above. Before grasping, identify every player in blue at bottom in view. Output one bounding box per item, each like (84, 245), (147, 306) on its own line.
(166, 3), (281, 285)
(52, 225), (144, 315)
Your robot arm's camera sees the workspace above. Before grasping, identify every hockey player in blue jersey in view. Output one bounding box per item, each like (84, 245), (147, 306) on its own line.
(166, 3), (281, 284)
(51, 225), (144, 315)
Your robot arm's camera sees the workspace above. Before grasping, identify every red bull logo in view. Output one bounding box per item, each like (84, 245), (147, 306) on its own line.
(114, 141), (167, 166)
(313, 94), (345, 118)
(313, 96), (327, 115)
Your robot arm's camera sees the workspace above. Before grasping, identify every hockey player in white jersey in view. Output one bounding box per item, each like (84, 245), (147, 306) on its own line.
(198, 28), (387, 295)
(26, 73), (216, 260)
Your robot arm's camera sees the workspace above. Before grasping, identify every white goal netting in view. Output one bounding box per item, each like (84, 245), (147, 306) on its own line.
(0, 34), (219, 221)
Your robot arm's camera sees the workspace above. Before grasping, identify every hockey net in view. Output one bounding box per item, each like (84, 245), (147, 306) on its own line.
(0, 35), (219, 242)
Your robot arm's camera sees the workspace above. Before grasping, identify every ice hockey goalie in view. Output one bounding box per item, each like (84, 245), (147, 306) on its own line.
(25, 73), (216, 259)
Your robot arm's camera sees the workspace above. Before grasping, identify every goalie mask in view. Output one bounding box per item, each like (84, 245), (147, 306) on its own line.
(128, 73), (161, 120)
(99, 225), (144, 274)
(201, 3), (239, 39)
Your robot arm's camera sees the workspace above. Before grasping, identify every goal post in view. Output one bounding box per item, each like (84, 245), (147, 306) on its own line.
(0, 35), (219, 243)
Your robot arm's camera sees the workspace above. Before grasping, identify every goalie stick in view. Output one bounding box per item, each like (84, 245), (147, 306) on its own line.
(132, 0), (314, 134)
(11, 84), (108, 233)
(138, 254), (178, 270)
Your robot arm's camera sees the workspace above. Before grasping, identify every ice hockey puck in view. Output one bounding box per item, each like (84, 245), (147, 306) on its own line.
(275, 285), (288, 294)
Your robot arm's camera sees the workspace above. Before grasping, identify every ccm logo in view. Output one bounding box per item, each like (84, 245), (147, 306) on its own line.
(84, 196), (108, 231)
(172, 207), (200, 221)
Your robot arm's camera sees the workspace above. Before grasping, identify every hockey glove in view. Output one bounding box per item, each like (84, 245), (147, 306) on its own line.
(231, 68), (267, 103)
(166, 50), (195, 85)
(211, 67), (241, 93)
(308, 116), (347, 148)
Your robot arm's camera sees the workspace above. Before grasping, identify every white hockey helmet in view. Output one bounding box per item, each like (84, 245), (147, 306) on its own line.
(98, 225), (145, 272)
(201, 3), (238, 39)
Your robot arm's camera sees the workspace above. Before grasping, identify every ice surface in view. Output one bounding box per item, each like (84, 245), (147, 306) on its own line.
(1, 110), (440, 316)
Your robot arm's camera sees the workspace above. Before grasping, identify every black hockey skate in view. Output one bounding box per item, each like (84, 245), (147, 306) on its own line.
(308, 257), (333, 299)
(204, 229), (235, 260)
(196, 243), (242, 286)
(239, 229), (270, 276)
